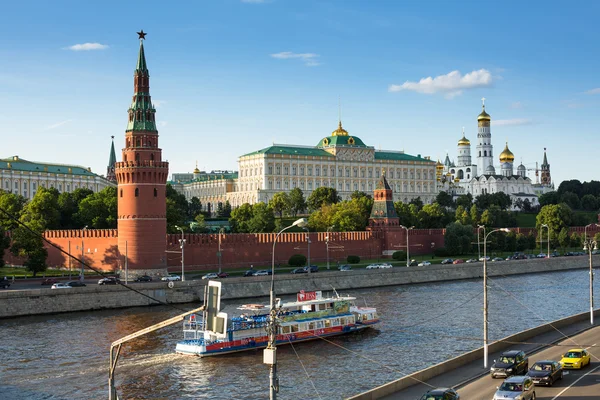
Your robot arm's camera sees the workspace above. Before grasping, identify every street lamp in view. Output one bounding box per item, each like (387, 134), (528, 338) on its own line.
(477, 225), (485, 261)
(175, 225), (186, 281)
(303, 227), (311, 273)
(483, 227), (510, 369)
(266, 217), (307, 400)
(80, 225), (88, 282)
(326, 226), (334, 270)
(541, 224), (550, 258)
(217, 227), (225, 274)
(399, 225), (414, 267)
(584, 223), (600, 325)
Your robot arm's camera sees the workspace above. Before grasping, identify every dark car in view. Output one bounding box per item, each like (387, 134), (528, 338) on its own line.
(304, 265), (319, 273)
(135, 275), (153, 282)
(243, 270), (255, 277)
(65, 280), (87, 287)
(216, 272), (229, 278)
(338, 264), (352, 271)
(441, 258), (454, 265)
(490, 350), (529, 378)
(419, 387), (460, 400)
(41, 278), (59, 286)
(0, 279), (10, 289)
(291, 267), (307, 274)
(98, 277), (120, 285)
(526, 360), (563, 386)
(409, 260), (419, 266)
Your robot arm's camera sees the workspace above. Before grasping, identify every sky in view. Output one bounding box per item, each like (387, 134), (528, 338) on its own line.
(1, 0), (599, 188)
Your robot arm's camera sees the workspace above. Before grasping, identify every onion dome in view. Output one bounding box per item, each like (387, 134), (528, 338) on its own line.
(499, 142), (515, 163)
(436, 160), (444, 171)
(458, 135), (470, 146)
(517, 163), (526, 172)
(486, 164), (496, 175)
(193, 161), (200, 174)
(331, 120), (349, 136)
(478, 105), (491, 121)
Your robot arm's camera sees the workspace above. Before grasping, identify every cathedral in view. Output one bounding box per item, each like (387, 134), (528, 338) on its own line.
(439, 100), (552, 209)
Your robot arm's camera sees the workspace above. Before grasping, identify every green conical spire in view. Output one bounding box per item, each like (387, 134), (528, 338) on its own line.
(136, 40), (148, 73)
(108, 136), (117, 166)
(542, 148), (548, 167)
(127, 33), (157, 133)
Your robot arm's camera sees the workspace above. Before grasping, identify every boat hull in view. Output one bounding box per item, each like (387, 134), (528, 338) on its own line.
(176, 321), (378, 357)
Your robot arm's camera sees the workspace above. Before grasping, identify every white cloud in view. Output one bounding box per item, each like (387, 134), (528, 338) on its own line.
(65, 43), (109, 51)
(510, 101), (523, 109)
(388, 69), (492, 98)
(45, 119), (72, 130)
(585, 88), (600, 95)
(153, 100), (166, 108)
(270, 51), (320, 67)
(492, 118), (532, 127)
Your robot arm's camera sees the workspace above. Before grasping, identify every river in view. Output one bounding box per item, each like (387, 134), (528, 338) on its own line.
(0, 268), (596, 399)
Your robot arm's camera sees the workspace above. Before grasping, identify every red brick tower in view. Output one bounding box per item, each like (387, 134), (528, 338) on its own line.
(368, 172), (402, 257)
(114, 31), (169, 276)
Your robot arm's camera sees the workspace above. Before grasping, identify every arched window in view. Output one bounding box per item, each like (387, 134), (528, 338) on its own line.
(154, 188), (157, 197)
(150, 153), (154, 161)
(135, 188), (139, 197)
(120, 189), (123, 197)
(484, 151), (487, 157)
(135, 153), (140, 162)
(479, 151), (481, 157)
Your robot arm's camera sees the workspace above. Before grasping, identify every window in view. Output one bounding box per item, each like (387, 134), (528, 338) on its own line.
(58, 184), (62, 191)
(276, 166), (281, 174)
(14, 181), (18, 189)
(284, 166), (288, 175)
(135, 188), (139, 197)
(300, 166), (305, 175)
(353, 168), (357, 177)
(307, 167), (312, 176)
(323, 167), (327, 177)
(484, 150), (487, 157)
(345, 168), (350, 177)
(23, 181), (27, 189)
(368, 169), (372, 178)
(292, 166), (297, 175)
(268, 166), (273, 174)
(354, 183), (358, 190)
(120, 189), (123, 197)
(150, 153), (154, 161)
(361, 170), (365, 178)
(346, 183), (350, 191)
(315, 167), (320, 176)
(154, 188), (158, 197)
(308, 181), (312, 190)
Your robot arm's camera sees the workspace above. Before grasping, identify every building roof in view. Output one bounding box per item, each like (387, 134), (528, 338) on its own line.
(136, 40), (148, 73)
(169, 171), (238, 184)
(317, 135), (367, 147)
(0, 156), (103, 178)
(241, 145), (334, 158)
(376, 172), (392, 190)
(374, 151), (435, 163)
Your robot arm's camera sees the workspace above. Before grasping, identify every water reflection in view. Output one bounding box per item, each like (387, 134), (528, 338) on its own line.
(0, 269), (596, 399)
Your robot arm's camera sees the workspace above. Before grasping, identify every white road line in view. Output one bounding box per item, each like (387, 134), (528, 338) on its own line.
(551, 364), (600, 399)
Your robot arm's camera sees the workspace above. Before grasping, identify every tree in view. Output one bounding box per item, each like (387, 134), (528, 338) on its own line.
(0, 224), (9, 267)
(248, 202), (275, 233)
(269, 192), (291, 219)
(539, 191), (560, 207)
(0, 191), (27, 231)
(560, 192), (581, 210)
(536, 204), (573, 239)
(504, 231), (517, 253)
(307, 187), (340, 211)
(470, 204), (480, 226)
(216, 202), (225, 218)
(558, 227), (570, 252)
(515, 233), (529, 252)
(522, 198), (533, 213)
(21, 187), (61, 230)
(580, 194), (599, 211)
(10, 217), (48, 277)
(76, 186), (118, 229)
(289, 188), (307, 216)
(229, 203), (254, 233)
(455, 193), (473, 210)
(418, 203), (448, 228)
(570, 232), (582, 248)
(193, 213), (207, 233)
(557, 179), (583, 198)
(394, 202), (418, 229)
(350, 191), (371, 201)
(409, 197), (424, 210)
(189, 197), (202, 219)
(582, 180), (600, 197)
(436, 191), (454, 208)
(444, 222), (474, 256)
(223, 200), (232, 218)
(331, 200), (370, 232)
(166, 184), (189, 232)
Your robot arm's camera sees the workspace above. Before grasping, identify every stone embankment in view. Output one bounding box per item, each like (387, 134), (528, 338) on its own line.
(0, 255), (596, 319)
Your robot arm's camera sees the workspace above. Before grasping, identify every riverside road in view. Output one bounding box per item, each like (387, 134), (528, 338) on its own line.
(0, 268), (599, 399)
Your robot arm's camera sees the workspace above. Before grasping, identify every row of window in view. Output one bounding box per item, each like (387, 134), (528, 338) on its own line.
(280, 315), (356, 334)
(260, 165), (435, 180)
(3, 180), (92, 192)
(264, 180), (435, 193)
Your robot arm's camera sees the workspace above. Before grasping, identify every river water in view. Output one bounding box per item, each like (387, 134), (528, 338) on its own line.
(0, 268), (596, 399)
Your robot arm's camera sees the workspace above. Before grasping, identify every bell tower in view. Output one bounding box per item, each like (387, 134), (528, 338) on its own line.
(540, 148), (551, 186)
(114, 31), (169, 276)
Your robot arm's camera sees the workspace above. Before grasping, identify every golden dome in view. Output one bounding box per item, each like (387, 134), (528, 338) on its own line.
(478, 106), (491, 121)
(499, 142), (515, 163)
(193, 161), (200, 174)
(458, 135), (470, 146)
(332, 120), (349, 136)
(436, 160), (444, 170)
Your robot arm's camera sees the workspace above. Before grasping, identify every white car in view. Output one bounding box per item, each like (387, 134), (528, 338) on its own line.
(418, 261), (431, 267)
(366, 264), (381, 269)
(51, 283), (72, 289)
(202, 273), (218, 280)
(466, 258), (478, 263)
(161, 275), (181, 281)
(379, 263), (393, 269)
(479, 256), (491, 261)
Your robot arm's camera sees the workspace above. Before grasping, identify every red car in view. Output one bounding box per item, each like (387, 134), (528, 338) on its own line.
(217, 272), (229, 278)
(41, 278), (59, 286)
(453, 259), (465, 264)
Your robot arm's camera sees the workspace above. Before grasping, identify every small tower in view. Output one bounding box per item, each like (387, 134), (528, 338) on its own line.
(476, 98), (494, 176)
(517, 162), (527, 178)
(457, 127), (472, 167)
(499, 142), (515, 177)
(369, 171), (399, 227)
(540, 148), (551, 186)
(106, 136), (117, 183)
(193, 161), (201, 179)
(115, 31), (169, 276)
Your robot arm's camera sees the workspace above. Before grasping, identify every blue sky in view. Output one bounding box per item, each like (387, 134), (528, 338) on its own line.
(1, 0), (598, 187)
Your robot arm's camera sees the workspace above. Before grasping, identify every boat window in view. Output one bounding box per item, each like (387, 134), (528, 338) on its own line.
(363, 314), (369, 321)
(326, 303), (333, 309)
(308, 322), (315, 330)
(316, 321), (324, 329)
(291, 324), (299, 332)
(340, 317), (346, 325)
(349, 316), (354, 324)
(318, 303), (327, 311)
(324, 319), (331, 328)
(282, 326), (291, 334)
(299, 323), (307, 331)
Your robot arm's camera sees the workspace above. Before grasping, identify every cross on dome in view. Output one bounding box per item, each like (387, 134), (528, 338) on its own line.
(482, 97), (486, 107)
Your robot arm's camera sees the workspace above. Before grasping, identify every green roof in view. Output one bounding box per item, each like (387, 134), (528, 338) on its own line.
(0, 156), (104, 178)
(374, 151), (435, 163)
(136, 41), (148, 73)
(169, 172), (238, 184)
(241, 145), (334, 158)
(317, 135), (367, 147)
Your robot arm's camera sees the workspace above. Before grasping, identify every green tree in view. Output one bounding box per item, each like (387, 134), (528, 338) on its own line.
(436, 191), (454, 208)
(570, 232), (582, 248)
(515, 233), (528, 252)
(0, 190), (27, 231)
(331, 200), (370, 232)
(216, 202), (225, 218)
(444, 222), (474, 256)
(308, 203), (334, 232)
(22, 187), (61, 230)
(456, 193), (473, 210)
(223, 200), (232, 218)
(192, 213), (207, 233)
(557, 179), (583, 198)
(350, 191), (371, 201)
(229, 203), (254, 233)
(307, 187), (340, 211)
(560, 192), (581, 210)
(269, 192), (291, 219)
(289, 188), (307, 216)
(409, 197), (424, 211)
(536, 203), (573, 241)
(582, 181), (600, 197)
(505, 231), (517, 253)
(418, 203), (448, 228)
(394, 202), (418, 229)
(0, 224), (9, 266)
(580, 194), (599, 211)
(76, 187), (118, 229)
(189, 197), (202, 218)
(11, 209), (49, 276)
(539, 191), (560, 207)
(558, 227), (570, 252)
(248, 202), (275, 233)
(470, 204), (480, 226)
(57, 192), (78, 228)
(166, 184), (189, 232)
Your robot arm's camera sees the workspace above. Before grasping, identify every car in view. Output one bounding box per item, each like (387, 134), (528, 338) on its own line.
(592, 249), (600, 255)
(536, 253), (547, 258)
(465, 258), (478, 263)
(492, 376), (535, 400)
(253, 269), (272, 276)
(216, 272), (229, 278)
(479, 256), (491, 261)
(366, 264), (381, 269)
(98, 277), (120, 285)
(291, 267), (307, 274)
(490, 350), (529, 378)
(560, 348), (591, 369)
(135, 275), (153, 282)
(202, 272), (219, 280)
(526, 360), (563, 386)
(550, 251), (561, 258)
(41, 278), (59, 286)
(65, 281), (86, 287)
(51, 283), (72, 289)
(452, 259), (465, 264)
(379, 263), (392, 269)
(243, 269), (256, 277)
(491, 257), (504, 262)
(418, 387), (460, 400)
(0, 279), (11, 289)
(441, 258), (454, 265)
(160, 275), (181, 281)
(418, 261), (431, 267)
(409, 259), (418, 266)
(303, 265), (319, 273)
(338, 264), (352, 271)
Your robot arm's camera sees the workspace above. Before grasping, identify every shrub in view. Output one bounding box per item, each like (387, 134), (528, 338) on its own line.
(434, 247), (450, 257)
(288, 254), (307, 267)
(346, 255), (360, 264)
(392, 251), (407, 261)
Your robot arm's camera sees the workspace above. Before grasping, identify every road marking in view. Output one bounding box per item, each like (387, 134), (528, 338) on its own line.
(551, 364), (600, 399)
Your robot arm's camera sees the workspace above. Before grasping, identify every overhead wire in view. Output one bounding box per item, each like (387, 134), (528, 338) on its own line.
(286, 336), (323, 399)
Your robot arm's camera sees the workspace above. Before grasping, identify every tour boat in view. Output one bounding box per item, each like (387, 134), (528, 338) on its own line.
(175, 283), (379, 357)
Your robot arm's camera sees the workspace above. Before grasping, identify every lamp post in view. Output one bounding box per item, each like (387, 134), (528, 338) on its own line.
(175, 226), (186, 281)
(483, 227), (510, 369)
(267, 218), (307, 400)
(303, 227), (311, 273)
(477, 225), (485, 261)
(326, 226), (334, 270)
(218, 227), (225, 274)
(584, 223), (600, 325)
(399, 225), (414, 267)
(80, 225), (88, 282)
(541, 224), (550, 258)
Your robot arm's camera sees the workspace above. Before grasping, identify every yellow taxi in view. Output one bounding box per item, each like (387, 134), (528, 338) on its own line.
(560, 348), (591, 369)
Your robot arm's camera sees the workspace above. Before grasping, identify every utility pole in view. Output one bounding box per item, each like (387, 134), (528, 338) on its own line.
(218, 227), (225, 274)
(125, 241), (128, 284)
(175, 226), (186, 281)
(81, 225), (88, 282)
(326, 226), (334, 270)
